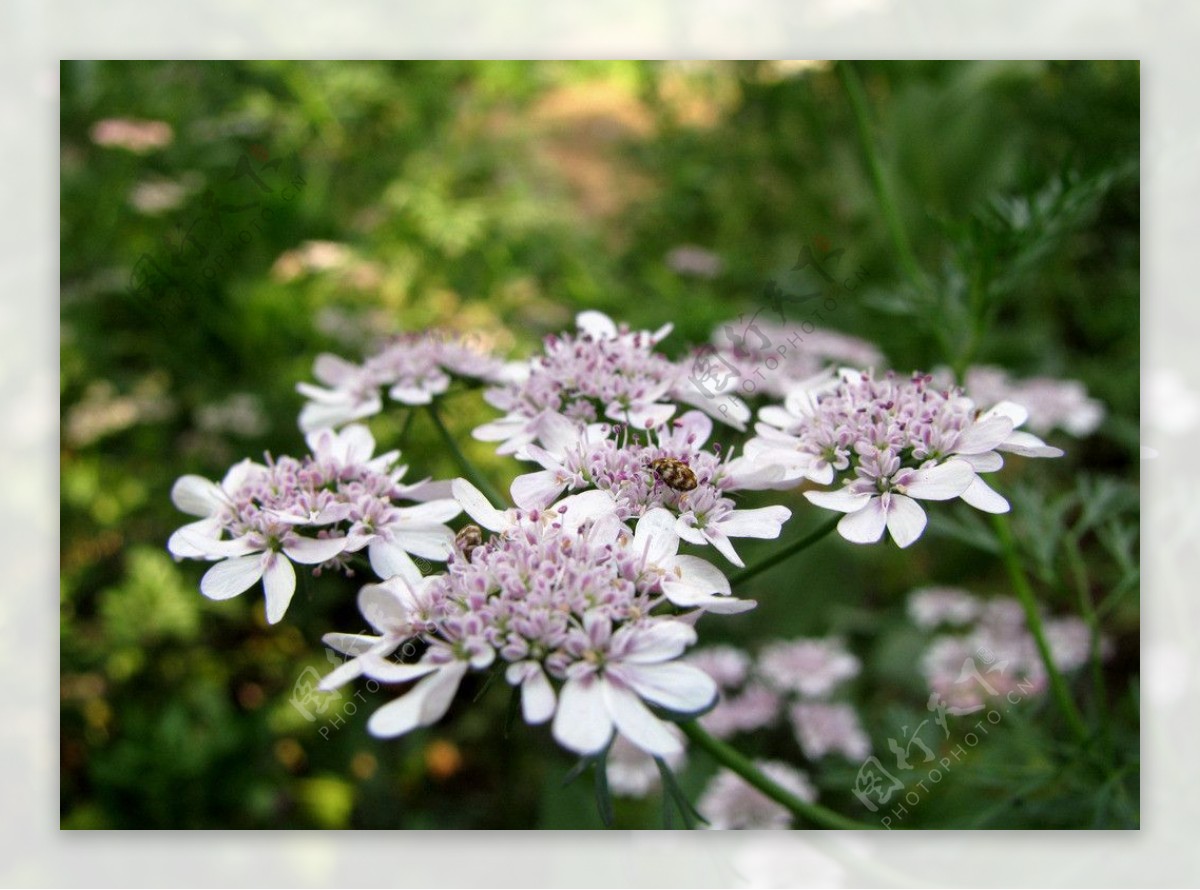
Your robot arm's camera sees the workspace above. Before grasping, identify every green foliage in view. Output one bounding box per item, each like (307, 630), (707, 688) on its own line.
(60, 60), (1138, 829)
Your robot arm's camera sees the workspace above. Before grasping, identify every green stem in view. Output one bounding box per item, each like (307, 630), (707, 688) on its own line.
(836, 62), (925, 293)
(425, 404), (507, 507)
(991, 513), (1091, 746)
(729, 515), (840, 588)
(1064, 533), (1115, 766)
(680, 721), (878, 830)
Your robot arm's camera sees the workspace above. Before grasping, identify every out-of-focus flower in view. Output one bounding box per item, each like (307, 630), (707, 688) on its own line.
(89, 117), (173, 153)
(789, 701), (871, 761)
(757, 637), (861, 698)
(606, 724), (686, 797)
(951, 366), (1106, 437)
(907, 586), (982, 630)
(297, 332), (506, 431)
(698, 761), (816, 830)
(916, 592), (1112, 712)
(665, 245), (724, 279)
(194, 392), (269, 438)
(707, 319), (885, 399)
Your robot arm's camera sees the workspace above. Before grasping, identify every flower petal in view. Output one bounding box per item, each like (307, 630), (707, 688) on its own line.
(904, 460), (974, 501)
(805, 488), (874, 514)
(393, 524), (455, 561)
(717, 506), (791, 539)
(884, 494), (927, 549)
(367, 541), (423, 585)
(960, 476), (1011, 514)
(633, 508), (680, 567)
(200, 553), (266, 600)
(170, 475), (225, 516)
(262, 553), (297, 624)
(617, 661), (717, 715)
(451, 478), (508, 532)
(620, 620), (697, 664)
(321, 631), (383, 657)
(283, 535), (348, 564)
(997, 431), (1065, 458)
(552, 674), (613, 755)
(602, 680), (684, 757)
(956, 416), (1014, 454)
(836, 498), (887, 544)
(511, 469), (569, 510)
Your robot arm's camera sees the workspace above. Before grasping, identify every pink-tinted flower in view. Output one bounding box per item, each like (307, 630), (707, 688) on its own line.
(698, 761), (816, 830)
(789, 701), (871, 761)
(757, 637), (861, 698)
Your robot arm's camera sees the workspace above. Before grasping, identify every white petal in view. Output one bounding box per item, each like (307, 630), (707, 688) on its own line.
(672, 410), (713, 447)
(805, 488), (874, 514)
(393, 524), (455, 560)
(621, 621), (697, 664)
(982, 399), (1029, 428)
(397, 499), (463, 524)
(885, 494), (927, 549)
(997, 431), (1065, 458)
(338, 423), (377, 465)
(552, 674), (613, 755)
(534, 412), (587, 457)
(415, 661), (468, 725)
(200, 553), (266, 600)
(602, 680), (684, 756)
(321, 632), (383, 657)
(221, 458), (263, 493)
(282, 535), (348, 564)
(170, 475), (225, 516)
(556, 490), (618, 531)
(262, 553), (297, 624)
(717, 506), (791, 539)
(608, 400), (676, 430)
(367, 541), (423, 585)
(451, 478), (508, 532)
(685, 593), (757, 614)
(312, 352), (361, 386)
(511, 469), (569, 510)
(704, 526), (745, 567)
(360, 656), (439, 684)
(523, 677), (557, 724)
(956, 416), (1014, 454)
(904, 460), (974, 501)
(576, 310), (618, 339)
(960, 476), (1011, 514)
(506, 663), (557, 725)
(357, 579), (413, 633)
(617, 661), (717, 715)
(958, 450), (1004, 472)
(633, 508), (680, 567)
(388, 384), (436, 405)
(317, 655), (367, 692)
(663, 554), (730, 599)
(836, 498), (888, 544)
(167, 518), (224, 558)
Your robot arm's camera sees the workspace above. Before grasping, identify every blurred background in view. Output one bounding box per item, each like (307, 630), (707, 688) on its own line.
(60, 60), (1139, 829)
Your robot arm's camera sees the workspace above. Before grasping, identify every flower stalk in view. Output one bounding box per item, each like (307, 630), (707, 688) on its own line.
(680, 720), (878, 830)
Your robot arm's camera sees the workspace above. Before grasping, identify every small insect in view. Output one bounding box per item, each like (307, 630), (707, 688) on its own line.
(454, 524), (484, 557)
(649, 457), (698, 492)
